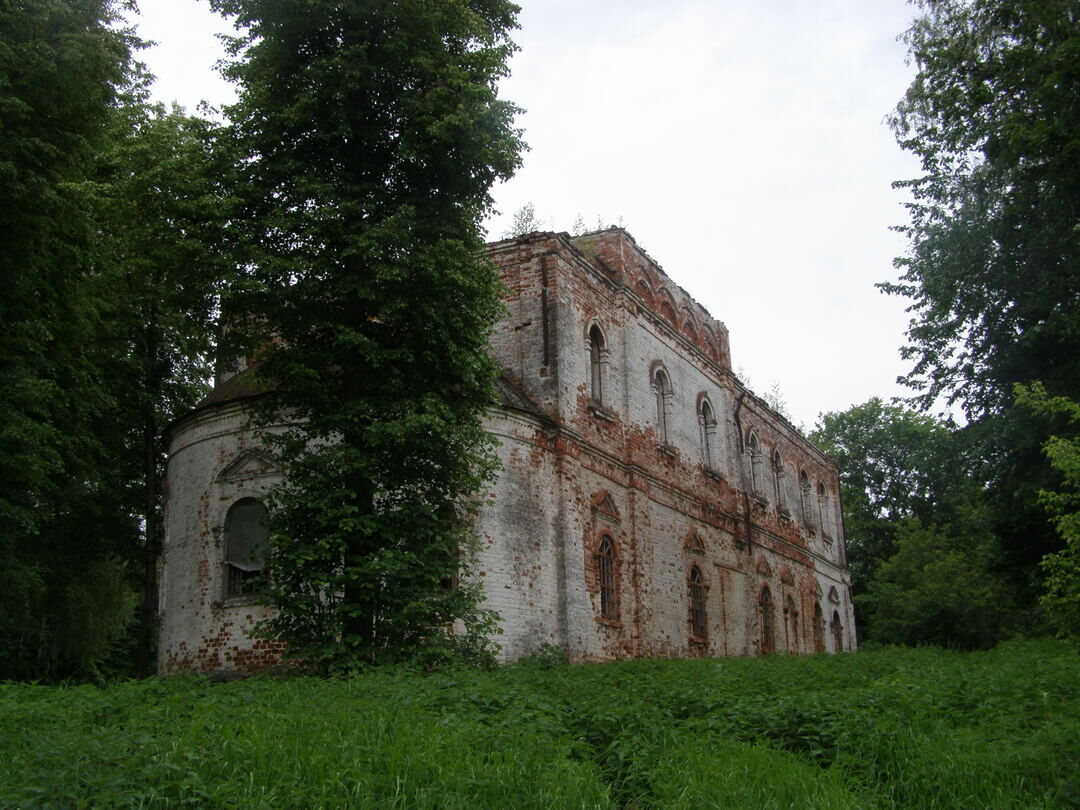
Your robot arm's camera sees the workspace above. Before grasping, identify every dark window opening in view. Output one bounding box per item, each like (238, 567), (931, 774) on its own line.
(589, 325), (605, 403)
(598, 535), (617, 619)
(225, 498), (268, 597)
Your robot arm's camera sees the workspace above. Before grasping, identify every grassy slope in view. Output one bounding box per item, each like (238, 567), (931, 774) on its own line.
(0, 640), (1077, 808)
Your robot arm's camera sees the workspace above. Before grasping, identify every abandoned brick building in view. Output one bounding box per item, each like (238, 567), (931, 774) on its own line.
(159, 228), (856, 674)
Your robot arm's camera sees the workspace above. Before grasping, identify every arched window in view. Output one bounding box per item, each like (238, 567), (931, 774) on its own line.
(699, 398), (718, 470)
(817, 483), (832, 544)
(588, 325), (606, 403)
(654, 368), (671, 444)
(785, 595), (799, 652)
(748, 432), (763, 493)
(224, 498), (269, 597)
(597, 535), (617, 619)
(759, 585), (775, 654)
(688, 565), (706, 638)
(831, 610), (844, 652)
(800, 471), (816, 531)
(813, 603), (826, 653)
(773, 450), (788, 513)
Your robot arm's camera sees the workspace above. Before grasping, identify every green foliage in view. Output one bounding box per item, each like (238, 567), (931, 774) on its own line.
(211, 0), (524, 670)
(93, 99), (229, 673)
(884, 0), (1079, 419)
(882, 0), (1080, 622)
(811, 401), (970, 585)
(857, 519), (1016, 648)
(1, 642), (1076, 807)
(0, 0), (147, 680)
(1016, 383), (1080, 636)
(503, 201), (541, 237)
(812, 399), (1025, 646)
(0, 1), (226, 680)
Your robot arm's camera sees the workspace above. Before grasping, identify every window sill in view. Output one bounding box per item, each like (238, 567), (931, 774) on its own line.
(588, 401), (617, 422)
(596, 616), (622, 628)
(216, 594), (264, 609)
(656, 443), (679, 458)
(751, 492), (768, 509)
(704, 467), (725, 483)
(689, 635), (708, 646)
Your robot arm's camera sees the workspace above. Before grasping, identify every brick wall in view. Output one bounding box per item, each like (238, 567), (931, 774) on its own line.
(159, 228), (856, 675)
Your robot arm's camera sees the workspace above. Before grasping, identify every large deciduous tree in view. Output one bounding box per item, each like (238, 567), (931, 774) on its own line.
(883, 0), (1080, 608)
(0, 0), (142, 679)
(94, 100), (229, 676)
(211, 0), (524, 670)
(810, 399), (969, 593)
(811, 399), (1017, 646)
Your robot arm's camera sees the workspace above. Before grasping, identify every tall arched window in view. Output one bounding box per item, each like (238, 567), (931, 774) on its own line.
(597, 535), (617, 619)
(654, 368), (671, 444)
(800, 471), (816, 531)
(831, 610), (844, 652)
(817, 483), (832, 543)
(759, 585), (775, 654)
(688, 565), (706, 638)
(813, 603), (826, 653)
(224, 498), (269, 597)
(699, 398), (718, 470)
(785, 595), (799, 652)
(588, 325), (605, 403)
(773, 450), (788, 513)
(748, 432), (763, 493)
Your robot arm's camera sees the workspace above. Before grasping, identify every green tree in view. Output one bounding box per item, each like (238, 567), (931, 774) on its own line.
(212, 0), (524, 671)
(0, 0), (142, 679)
(1015, 384), (1080, 636)
(811, 399), (968, 595)
(857, 518), (1016, 649)
(811, 399), (1019, 645)
(93, 100), (228, 675)
(883, 0), (1080, 604)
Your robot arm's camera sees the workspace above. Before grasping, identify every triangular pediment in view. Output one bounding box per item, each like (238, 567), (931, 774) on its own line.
(814, 581), (824, 599)
(779, 565), (795, 586)
(756, 555), (772, 577)
(591, 490), (620, 522)
(216, 449), (279, 483)
(684, 528), (705, 553)
(828, 585), (841, 605)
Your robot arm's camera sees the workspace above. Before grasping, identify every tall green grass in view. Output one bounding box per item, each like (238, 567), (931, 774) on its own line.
(1, 640), (1076, 808)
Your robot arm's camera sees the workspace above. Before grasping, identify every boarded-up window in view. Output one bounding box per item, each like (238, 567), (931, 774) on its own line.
(598, 535), (616, 619)
(773, 451), (787, 512)
(813, 603), (826, 653)
(689, 565), (706, 638)
(785, 595), (799, 651)
(749, 432), (763, 493)
(225, 498), (268, 597)
(760, 585), (775, 654)
(800, 471), (816, 530)
(654, 369), (671, 443)
(831, 610), (844, 653)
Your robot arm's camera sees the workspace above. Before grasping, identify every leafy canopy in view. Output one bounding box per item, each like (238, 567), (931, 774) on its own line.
(883, 0), (1079, 419)
(212, 0), (524, 671)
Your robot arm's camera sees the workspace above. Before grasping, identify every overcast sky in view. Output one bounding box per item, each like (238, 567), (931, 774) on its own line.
(131, 0), (924, 430)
